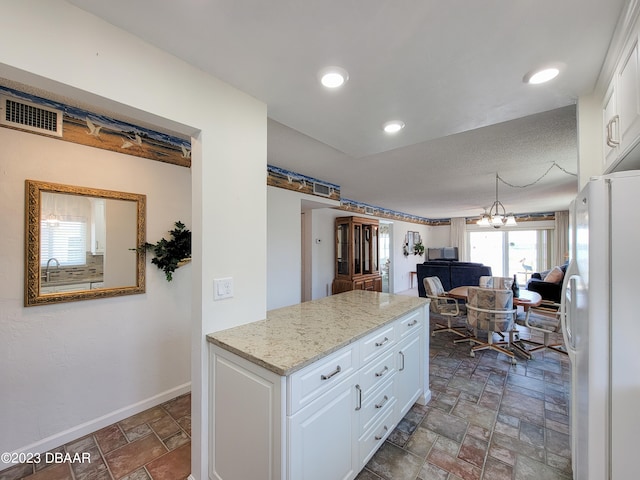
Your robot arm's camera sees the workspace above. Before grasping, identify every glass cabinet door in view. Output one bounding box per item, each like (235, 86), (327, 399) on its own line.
(354, 224), (361, 275)
(337, 222), (349, 275)
(372, 225), (379, 273)
(363, 225), (371, 273)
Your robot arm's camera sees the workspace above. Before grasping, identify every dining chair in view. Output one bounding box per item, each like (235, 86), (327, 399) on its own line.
(463, 286), (518, 365)
(514, 306), (567, 357)
(423, 276), (467, 338)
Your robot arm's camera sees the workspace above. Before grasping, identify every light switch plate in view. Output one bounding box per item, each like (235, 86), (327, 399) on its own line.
(214, 277), (234, 300)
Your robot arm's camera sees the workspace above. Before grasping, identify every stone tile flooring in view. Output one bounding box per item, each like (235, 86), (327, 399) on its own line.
(0, 393), (191, 480)
(2, 307), (571, 480)
(356, 308), (572, 480)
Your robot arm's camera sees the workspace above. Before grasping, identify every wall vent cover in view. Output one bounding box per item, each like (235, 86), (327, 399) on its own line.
(313, 182), (331, 197)
(0, 95), (63, 137)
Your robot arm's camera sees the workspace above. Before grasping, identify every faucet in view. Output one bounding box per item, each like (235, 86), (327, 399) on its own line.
(45, 258), (60, 283)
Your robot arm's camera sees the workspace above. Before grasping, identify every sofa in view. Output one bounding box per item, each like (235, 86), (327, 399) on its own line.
(526, 263), (568, 304)
(417, 260), (492, 297)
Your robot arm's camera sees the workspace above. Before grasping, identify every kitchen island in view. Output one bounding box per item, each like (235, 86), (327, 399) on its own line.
(207, 290), (430, 480)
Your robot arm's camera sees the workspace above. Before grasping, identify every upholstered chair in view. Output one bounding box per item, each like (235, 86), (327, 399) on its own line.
(462, 287), (518, 365)
(423, 276), (467, 338)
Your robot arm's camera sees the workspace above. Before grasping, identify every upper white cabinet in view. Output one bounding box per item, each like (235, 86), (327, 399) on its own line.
(602, 13), (640, 173)
(603, 79), (619, 168)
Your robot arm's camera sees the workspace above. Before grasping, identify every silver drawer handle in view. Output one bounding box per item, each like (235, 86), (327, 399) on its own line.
(375, 337), (389, 347)
(375, 366), (389, 377)
(407, 319), (418, 327)
(375, 425), (388, 441)
(375, 395), (389, 409)
(399, 351), (405, 372)
(355, 384), (362, 411)
(320, 365), (341, 380)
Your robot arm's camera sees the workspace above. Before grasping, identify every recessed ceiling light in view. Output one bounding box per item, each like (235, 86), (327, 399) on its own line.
(383, 120), (405, 134)
(524, 67), (560, 85)
(318, 66), (349, 88)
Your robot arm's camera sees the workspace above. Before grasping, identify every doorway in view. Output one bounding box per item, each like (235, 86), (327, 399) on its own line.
(380, 222), (392, 293)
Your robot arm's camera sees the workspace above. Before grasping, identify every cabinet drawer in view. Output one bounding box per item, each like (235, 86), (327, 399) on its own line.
(395, 309), (422, 340)
(358, 350), (396, 395)
(288, 344), (357, 415)
(358, 401), (396, 469)
(358, 377), (395, 435)
(360, 324), (395, 364)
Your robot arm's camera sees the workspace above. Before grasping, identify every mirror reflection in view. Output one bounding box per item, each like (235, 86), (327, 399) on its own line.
(25, 180), (146, 306)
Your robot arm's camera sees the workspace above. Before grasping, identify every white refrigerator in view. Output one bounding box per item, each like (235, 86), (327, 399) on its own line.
(561, 170), (640, 479)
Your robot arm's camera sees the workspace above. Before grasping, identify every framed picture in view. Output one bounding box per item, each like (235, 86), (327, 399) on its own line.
(413, 232), (421, 244)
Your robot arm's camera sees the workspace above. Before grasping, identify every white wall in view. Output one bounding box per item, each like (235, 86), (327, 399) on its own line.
(0, 2), (267, 478)
(267, 187), (303, 309)
(0, 127), (191, 454)
(310, 208), (344, 299)
(577, 92), (603, 188)
(266, 184), (456, 299)
(425, 225), (452, 250)
(390, 221), (430, 292)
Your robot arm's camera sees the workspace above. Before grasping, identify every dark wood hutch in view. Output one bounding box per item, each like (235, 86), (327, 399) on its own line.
(332, 216), (382, 294)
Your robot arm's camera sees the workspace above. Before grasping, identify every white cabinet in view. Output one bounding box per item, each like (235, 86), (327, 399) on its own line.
(602, 22), (640, 172)
(209, 306), (428, 480)
(603, 79), (619, 170)
(617, 35), (640, 155)
(41, 282), (91, 294)
(395, 333), (423, 416)
(288, 375), (358, 480)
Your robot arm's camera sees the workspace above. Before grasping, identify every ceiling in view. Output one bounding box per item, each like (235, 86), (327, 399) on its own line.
(68, 0), (627, 219)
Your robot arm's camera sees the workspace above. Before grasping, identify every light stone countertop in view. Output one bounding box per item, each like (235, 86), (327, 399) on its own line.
(206, 290), (429, 376)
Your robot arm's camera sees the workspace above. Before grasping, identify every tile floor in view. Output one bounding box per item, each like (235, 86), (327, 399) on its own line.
(356, 305), (572, 480)
(2, 302), (571, 480)
(0, 393), (191, 480)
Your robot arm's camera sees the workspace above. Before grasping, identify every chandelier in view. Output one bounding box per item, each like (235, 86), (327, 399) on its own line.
(477, 173), (517, 228)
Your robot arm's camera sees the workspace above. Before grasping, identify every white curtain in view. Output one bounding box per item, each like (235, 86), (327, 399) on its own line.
(554, 210), (570, 266)
(450, 217), (468, 261)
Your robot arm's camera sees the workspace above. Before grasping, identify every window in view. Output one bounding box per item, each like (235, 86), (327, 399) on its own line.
(40, 217), (87, 266)
(469, 228), (551, 285)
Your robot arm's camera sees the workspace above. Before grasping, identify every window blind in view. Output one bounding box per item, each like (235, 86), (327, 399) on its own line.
(40, 218), (87, 266)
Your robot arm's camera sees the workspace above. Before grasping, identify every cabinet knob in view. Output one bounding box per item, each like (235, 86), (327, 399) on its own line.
(375, 366), (389, 378)
(375, 395), (389, 409)
(375, 337), (389, 347)
(320, 365), (341, 380)
(375, 425), (389, 441)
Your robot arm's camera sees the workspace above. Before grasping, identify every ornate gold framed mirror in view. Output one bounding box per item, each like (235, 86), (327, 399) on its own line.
(25, 180), (146, 306)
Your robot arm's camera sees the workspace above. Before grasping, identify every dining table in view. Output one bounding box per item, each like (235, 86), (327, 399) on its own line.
(447, 285), (542, 311)
(447, 285), (543, 360)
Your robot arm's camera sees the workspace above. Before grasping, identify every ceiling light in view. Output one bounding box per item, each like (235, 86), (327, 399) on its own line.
(478, 173), (517, 228)
(524, 67), (560, 85)
(382, 120), (405, 134)
(319, 66), (349, 88)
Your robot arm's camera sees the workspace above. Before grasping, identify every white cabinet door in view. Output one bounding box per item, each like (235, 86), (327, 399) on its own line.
(395, 334), (422, 417)
(210, 348), (284, 480)
(288, 377), (357, 480)
(603, 79), (619, 171)
(617, 34), (640, 157)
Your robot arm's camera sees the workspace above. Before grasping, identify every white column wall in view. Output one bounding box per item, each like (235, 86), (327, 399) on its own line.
(267, 187), (303, 310)
(0, 2), (267, 479)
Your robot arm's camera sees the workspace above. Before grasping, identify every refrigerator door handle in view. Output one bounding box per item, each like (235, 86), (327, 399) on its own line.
(560, 261), (580, 360)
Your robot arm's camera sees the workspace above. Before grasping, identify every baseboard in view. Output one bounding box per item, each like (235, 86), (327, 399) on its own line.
(2, 382), (191, 469)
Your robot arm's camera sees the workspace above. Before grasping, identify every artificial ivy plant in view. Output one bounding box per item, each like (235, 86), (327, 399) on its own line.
(144, 221), (191, 281)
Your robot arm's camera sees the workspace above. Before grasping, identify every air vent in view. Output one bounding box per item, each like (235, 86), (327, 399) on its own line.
(364, 206), (375, 215)
(0, 95), (63, 137)
(313, 182), (331, 197)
